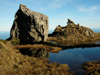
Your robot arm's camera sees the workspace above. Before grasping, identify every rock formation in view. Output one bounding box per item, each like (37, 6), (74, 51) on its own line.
(50, 19), (96, 43)
(67, 19), (75, 25)
(52, 19), (95, 36)
(9, 4), (49, 43)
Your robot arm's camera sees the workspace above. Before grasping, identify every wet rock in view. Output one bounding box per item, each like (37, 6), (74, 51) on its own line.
(9, 4), (49, 43)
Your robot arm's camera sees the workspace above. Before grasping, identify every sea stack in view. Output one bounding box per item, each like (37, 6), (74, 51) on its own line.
(9, 4), (49, 43)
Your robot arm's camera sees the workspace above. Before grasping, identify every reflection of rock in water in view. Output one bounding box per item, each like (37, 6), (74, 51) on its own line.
(19, 48), (49, 58)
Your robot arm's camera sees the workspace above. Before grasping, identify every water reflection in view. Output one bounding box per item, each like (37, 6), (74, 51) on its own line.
(95, 41), (100, 44)
(19, 48), (49, 58)
(48, 47), (100, 75)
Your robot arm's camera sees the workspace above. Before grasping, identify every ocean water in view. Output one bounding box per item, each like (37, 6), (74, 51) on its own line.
(91, 28), (100, 33)
(0, 31), (10, 40)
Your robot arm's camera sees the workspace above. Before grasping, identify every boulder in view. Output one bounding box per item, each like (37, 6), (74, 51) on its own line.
(9, 4), (49, 43)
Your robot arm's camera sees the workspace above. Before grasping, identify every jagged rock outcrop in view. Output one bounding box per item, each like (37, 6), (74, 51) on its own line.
(67, 19), (75, 25)
(50, 19), (96, 43)
(9, 4), (49, 43)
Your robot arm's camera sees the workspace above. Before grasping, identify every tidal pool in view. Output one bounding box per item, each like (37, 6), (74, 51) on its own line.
(48, 47), (100, 75)
(18, 43), (100, 75)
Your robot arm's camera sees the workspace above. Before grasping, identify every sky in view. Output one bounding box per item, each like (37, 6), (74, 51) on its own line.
(0, 0), (100, 31)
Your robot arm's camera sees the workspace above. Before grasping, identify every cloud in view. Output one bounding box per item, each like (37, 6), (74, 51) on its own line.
(38, 0), (72, 11)
(48, 0), (72, 9)
(0, 0), (17, 7)
(79, 6), (98, 12)
(39, 8), (46, 11)
(79, 6), (100, 14)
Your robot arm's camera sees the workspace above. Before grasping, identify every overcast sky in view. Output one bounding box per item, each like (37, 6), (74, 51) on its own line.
(0, 0), (100, 31)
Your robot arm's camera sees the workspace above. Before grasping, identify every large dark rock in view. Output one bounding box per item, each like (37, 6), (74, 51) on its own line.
(9, 4), (49, 43)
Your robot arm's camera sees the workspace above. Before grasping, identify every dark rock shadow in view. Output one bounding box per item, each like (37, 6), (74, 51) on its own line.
(18, 48), (49, 58)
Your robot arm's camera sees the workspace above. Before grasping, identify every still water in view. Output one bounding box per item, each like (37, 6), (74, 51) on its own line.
(48, 47), (100, 75)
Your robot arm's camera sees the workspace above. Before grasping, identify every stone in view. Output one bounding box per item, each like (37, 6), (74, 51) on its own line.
(51, 19), (96, 40)
(9, 4), (49, 43)
(67, 19), (75, 25)
(84, 28), (94, 36)
(55, 25), (62, 31)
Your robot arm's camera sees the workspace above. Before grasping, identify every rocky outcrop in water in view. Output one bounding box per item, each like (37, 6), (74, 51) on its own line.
(9, 4), (49, 43)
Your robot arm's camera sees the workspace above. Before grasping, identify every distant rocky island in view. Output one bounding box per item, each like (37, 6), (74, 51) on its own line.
(0, 4), (100, 75)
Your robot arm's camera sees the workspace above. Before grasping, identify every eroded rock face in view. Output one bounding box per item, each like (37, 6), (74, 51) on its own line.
(9, 4), (49, 43)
